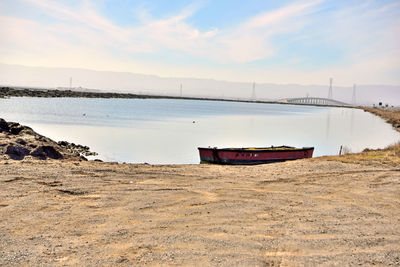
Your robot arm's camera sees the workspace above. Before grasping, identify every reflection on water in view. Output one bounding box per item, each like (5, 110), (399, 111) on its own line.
(350, 108), (355, 136)
(326, 109), (331, 140)
(0, 97), (399, 164)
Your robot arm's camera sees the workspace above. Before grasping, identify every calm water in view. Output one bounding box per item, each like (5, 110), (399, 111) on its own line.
(1, 97), (399, 164)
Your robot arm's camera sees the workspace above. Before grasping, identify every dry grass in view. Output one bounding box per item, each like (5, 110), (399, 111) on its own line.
(318, 142), (400, 167)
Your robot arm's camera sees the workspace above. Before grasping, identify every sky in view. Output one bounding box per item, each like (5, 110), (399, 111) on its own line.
(0, 0), (399, 86)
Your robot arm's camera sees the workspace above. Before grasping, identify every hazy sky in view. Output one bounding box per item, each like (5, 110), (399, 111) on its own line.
(0, 0), (399, 86)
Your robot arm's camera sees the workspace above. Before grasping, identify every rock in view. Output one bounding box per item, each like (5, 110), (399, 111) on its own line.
(31, 146), (63, 160)
(57, 140), (96, 156)
(83, 151), (98, 156)
(9, 124), (24, 135)
(30, 147), (47, 160)
(10, 127), (23, 135)
(16, 138), (27, 145)
(0, 118), (9, 132)
(5, 144), (31, 160)
(58, 141), (68, 147)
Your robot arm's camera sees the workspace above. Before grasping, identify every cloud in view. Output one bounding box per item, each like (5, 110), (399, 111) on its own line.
(0, 0), (398, 85)
(17, 0), (219, 56)
(12, 0), (323, 64)
(242, 0), (322, 30)
(212, 0), (323, 62)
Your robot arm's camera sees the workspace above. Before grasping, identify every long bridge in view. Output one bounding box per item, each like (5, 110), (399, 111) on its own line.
(280, 97), (350, 106)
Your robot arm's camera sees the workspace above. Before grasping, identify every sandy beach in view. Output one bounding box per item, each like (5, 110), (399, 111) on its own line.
(0, 108), (399, 266)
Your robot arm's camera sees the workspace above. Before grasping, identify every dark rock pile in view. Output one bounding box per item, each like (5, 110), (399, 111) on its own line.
(58, 141), (98, 157)
(0, 118), (95, 161)
(5, 144), (31, 160)
(0, 119), (25, 135)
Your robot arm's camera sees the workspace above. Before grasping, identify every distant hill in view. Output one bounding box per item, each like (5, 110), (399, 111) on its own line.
(0, 63), (399, 106)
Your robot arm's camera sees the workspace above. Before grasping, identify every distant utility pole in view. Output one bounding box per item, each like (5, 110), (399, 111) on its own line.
(251, 82), (256, 101)
(352, 84), (356, 105)
(180, 84), (183, 97)
(69, 77), (72, 89)
(328, 78), (333, 99)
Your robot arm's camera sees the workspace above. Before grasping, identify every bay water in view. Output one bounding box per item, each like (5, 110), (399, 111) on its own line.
(1, 97), (399, 164)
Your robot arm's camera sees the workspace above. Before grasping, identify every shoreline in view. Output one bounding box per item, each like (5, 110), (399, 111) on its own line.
(362, 106), (400, 131)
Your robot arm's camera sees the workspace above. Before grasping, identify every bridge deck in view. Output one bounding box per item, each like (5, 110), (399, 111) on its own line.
(282, 97), (349, 106)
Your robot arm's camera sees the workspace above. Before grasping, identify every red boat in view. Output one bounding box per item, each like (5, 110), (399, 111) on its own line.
(198, 145), (314, 165)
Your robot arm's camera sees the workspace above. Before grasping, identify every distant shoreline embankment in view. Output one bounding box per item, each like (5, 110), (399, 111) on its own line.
(0, 86), (354, 108)
(0, 86), (278, 104)
(0, 85), (274, 101)
(0, 86), (165, 99)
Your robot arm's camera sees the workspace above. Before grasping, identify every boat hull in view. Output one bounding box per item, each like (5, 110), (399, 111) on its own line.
(198, 146), (314, 165)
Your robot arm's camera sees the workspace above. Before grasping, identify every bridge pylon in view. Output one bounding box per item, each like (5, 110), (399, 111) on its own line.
(352, 84), (356, 105)
(328, 78), (333, 99)
(251, 82), (256, 101)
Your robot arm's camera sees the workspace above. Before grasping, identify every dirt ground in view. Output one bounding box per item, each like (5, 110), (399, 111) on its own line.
(0, 158), (399, 266)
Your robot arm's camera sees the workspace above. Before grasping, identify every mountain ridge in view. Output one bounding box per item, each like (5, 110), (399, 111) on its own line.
(1, 63), (399, 105)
